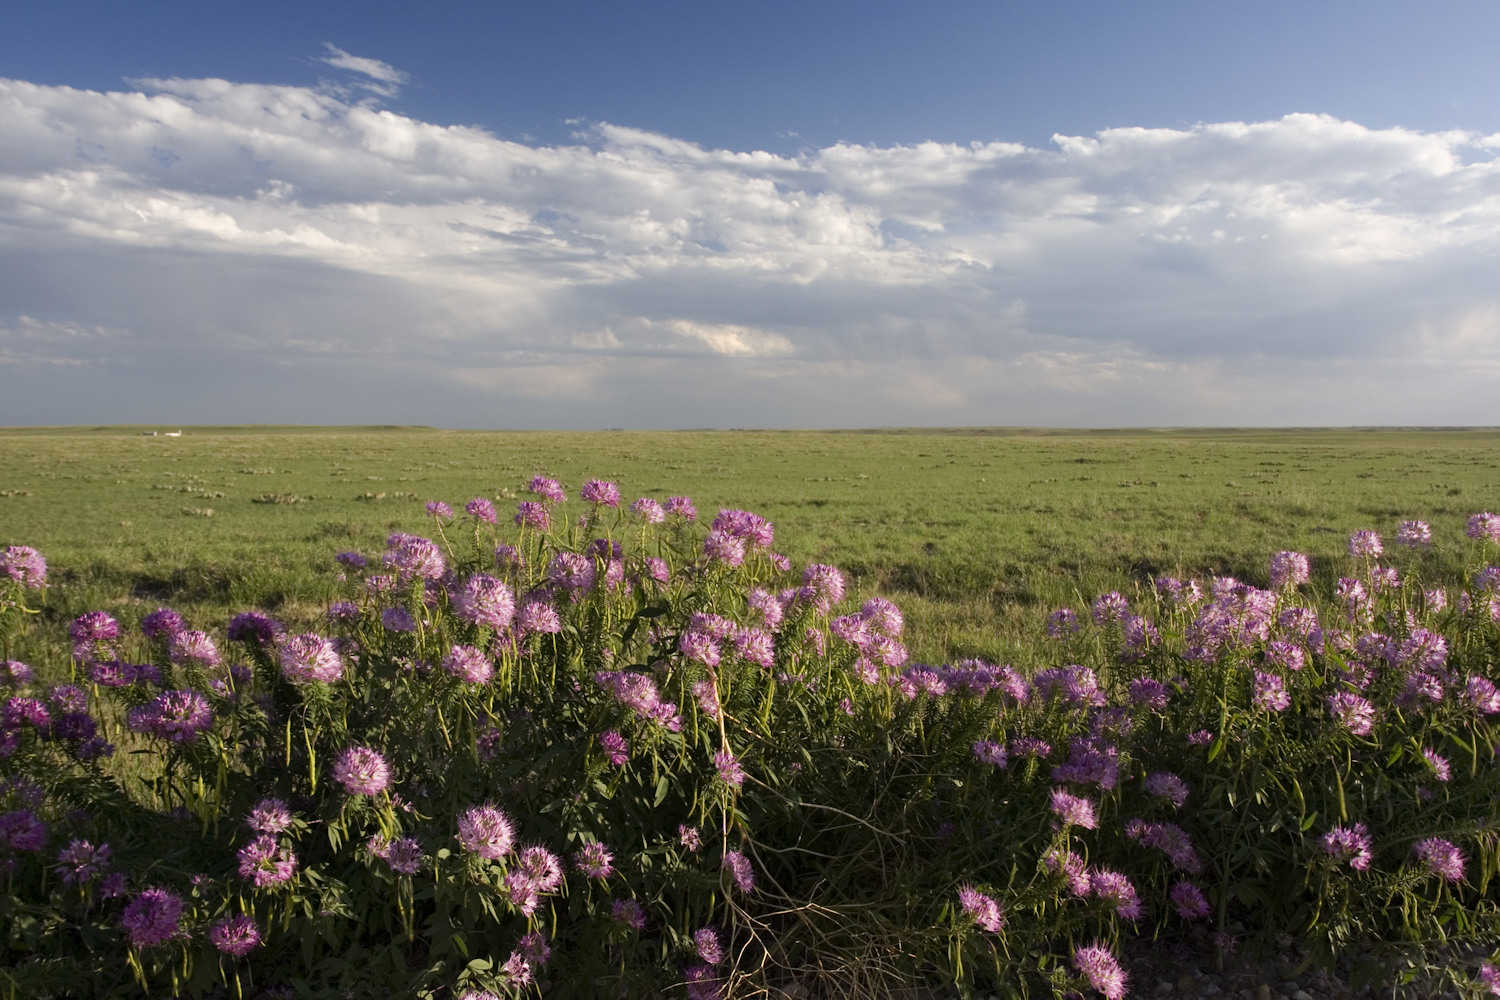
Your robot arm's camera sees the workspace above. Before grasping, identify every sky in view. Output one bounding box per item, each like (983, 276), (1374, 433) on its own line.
(3, 0), (1500, 428)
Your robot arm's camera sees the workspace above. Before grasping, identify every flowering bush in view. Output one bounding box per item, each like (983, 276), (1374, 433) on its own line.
(5, 499), (1500, 998)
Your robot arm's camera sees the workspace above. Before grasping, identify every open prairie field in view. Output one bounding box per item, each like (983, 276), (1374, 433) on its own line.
(1, 425), (1496, 663)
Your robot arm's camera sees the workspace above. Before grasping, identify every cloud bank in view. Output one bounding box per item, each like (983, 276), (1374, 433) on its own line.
(2, 62), (1499, 426)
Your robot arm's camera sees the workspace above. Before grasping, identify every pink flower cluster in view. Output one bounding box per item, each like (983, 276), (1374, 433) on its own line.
(594, 670), (682, 730)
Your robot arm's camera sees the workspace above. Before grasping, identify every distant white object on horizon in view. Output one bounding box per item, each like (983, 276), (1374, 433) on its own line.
(164, 431), (182, 437)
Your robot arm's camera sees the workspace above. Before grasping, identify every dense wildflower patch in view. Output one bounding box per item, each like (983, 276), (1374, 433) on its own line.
(4, 494), (1500, 998)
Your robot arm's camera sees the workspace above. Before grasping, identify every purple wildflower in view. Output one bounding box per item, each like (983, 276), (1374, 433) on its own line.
(493, 544), (524, 575)
(958, 885), (1006, 933)
(1265, 640), (1305, 671)
(5, 696), (49, 731)
(457, 804), (516, 859)
(1049, 788), (1098, 829)
(1327, 692), (1376, 735)
(611, 897), (646, 929)
(1050, 605), (1086, 638)
(1072, 943), (1129, 1000)
(327, 601), (359, 624)
(246, 798), (293, 834)
(1170, 880), (1210, 919)
(973, 740), (1008, 769)
(1128, 677), (1170, 709)
(1422, 748), (1452, 782)
(1348, 530), (1383, 558)
(426, 500), (453, 519)
(581, 480), (620, 507)
(99, 872), (127, 898)
(1270, 550), (1311, 589)
(599, 730), (629, 767)
(665, 496), (697, 520)
(378, 836), (425, 874)
(731, 626), (774, 668)
(1, 660), (34, 686)
(237, 834), (297, 887)
(1397, 628), (1448, 672)
(1413, 838), (1466, 882)
(547, 552), (596, 592)
(1051, 737), (1119, 789)
(209, 915), (261, 957)
(381, 607), (415, 632)
(54, 839), (111, 884)
(49, 684), (87, 713)
(332, 746), (391, 795)
(141, 608), (185, 640)
(228, 611), (283, 646)
(801, 563), (846, 613)
(120, 888), (183, 948)
(703, 530), (746, 567)
(1157, 576), (1202, 606)
(0, 809), (47, 851)
(465, 497), (497, 523)
(1090, 868), (1144, 920)
(575, 841), (614, 878)
(518, 844), (564, 892)
(1011, 737), (1051, 759)
(680, 825), (702, 851)
(514, 501), (551, 530)
(516, 600), (562, 635)
(1253, 671), (1290, 712)
(642, 556), (670, 584)
(52, 710), (97, 742)
(722, 850), (755, 892)
(1144, 772), (1190, 808)
(1396, 520), (1432, 547)
(500, 954), (534, 987)
(129, 689), (213, 743)
(594, 670), (681, 729)
(279, 633), (342, 684)
(457, 988), (503, 1000)
(714, 751), (746, 789)
(1121, 614), (1160, 660)
(1041, 665), (1107, 708)
(1045, 847), (1092, 896)
(1466, 676), (1500, 715)
(528, 476), (567, 503)
(69, 611), (119, 645)
(518, 930), (551, 966)
(452, 573), (516, 630)
(1127, 820), (1204, 873)
(691, 680), (722, 719)
(1090, 592), (1128, 625)
(631, 497), (665, 523)
(335, 551), (367, 570)
(442, 644), (493, 684)
(680, 630), (723, 667)
(1468, 512), (1500, 542)
(1322, 823), (1373, 870)
(1, 545), (46, 587)
(384, 533), (446, 580)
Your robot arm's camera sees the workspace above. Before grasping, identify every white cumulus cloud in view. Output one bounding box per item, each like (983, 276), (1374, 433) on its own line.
(0, 64), (1498, 427)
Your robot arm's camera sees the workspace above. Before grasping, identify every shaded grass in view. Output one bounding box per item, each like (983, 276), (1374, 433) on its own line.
(3, 425), (1497, 664)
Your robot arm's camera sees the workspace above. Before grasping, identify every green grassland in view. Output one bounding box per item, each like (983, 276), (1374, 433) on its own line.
(2, 425), (1496, 665)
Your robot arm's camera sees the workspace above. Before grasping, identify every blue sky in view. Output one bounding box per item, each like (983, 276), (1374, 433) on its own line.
(2, 1), (1499, 426)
